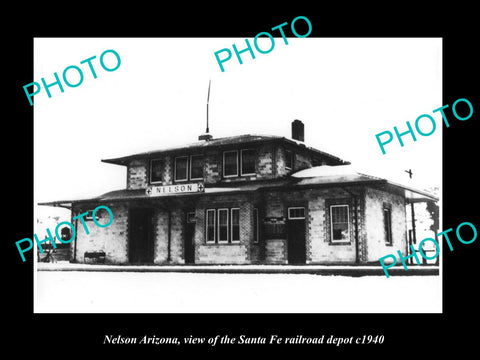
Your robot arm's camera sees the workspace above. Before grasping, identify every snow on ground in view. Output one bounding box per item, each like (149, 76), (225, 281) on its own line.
(35, 270), (441, 313)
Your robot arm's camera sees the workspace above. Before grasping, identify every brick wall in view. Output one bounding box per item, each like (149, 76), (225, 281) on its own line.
(258, 188), (361, 264)
(72, 203), (128, 264)
(265, 239), (287, 264)
(127, 159), (148, 190)
(256, 144), (273, 180)
(197, 244), (249, 264)
(275, 146), (288, 177)
(124, 143), (315, 188)
(70, 184), (408, 266)
(152, 208), (185, 264)
(169, 209), (185, 263)
(306, 188), (358, 263)
(204, 150), (221, 183)
(364, 187), (407, 262)
(152, 209), (168, 263)
(194, 194), (252, 264)
(262, 191), (287, 263)
(163, 156), (172, 185)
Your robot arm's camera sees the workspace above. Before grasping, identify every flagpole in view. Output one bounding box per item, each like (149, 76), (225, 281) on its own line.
(206, 79), (211, 134)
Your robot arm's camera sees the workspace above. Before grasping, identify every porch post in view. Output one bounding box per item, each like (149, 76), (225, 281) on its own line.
(410, 202), (418, 265)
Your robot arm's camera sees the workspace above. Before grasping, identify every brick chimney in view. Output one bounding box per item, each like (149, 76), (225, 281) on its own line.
(291, 119), (304, 142)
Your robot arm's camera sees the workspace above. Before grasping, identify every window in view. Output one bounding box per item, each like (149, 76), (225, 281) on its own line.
(288, 207), (305, 220)
(223, 150), (238, 177)
(285, 150), (294, 170)
(217, 209), (229, 243)
(253, 208), (259, 243)
(384, 205), (393, 245)
(150, 159), (163, 183)
(190, 155), (204, 180)
(231, 208), (240, 242)
(218, 209), (228, 242)
(241, 149), (256, 175)
(223, 148), (257, 178)
(330, 205), (350, 243)
(174, 156), (188, 182)
(205, 208), (242, 244)
(206, 209), (216, 243)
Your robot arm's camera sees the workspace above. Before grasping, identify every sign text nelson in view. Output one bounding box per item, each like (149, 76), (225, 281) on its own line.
(145, 182), (205, 197)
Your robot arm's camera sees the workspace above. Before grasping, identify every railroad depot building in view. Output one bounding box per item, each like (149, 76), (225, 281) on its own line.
(40, 120), (438, 265)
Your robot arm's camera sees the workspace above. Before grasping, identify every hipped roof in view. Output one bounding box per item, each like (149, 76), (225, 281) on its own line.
(101, 134), (349, 166)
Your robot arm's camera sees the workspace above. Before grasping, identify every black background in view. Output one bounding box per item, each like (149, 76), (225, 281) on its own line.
(6, 4), (478, 356)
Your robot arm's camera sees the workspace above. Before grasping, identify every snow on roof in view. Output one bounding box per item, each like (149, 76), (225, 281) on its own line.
(292, 164), (363, 178)
(292, 165), (438, 202)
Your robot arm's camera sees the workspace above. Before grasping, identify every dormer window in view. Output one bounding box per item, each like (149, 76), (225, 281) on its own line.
(150, 159), (163, 183)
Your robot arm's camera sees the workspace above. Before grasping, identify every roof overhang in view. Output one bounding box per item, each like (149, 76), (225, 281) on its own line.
(385, 181), (439, 203)
(101, 136), (349, 166)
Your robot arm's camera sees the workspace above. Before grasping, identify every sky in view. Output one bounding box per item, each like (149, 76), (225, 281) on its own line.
(34, 37), (442, 213)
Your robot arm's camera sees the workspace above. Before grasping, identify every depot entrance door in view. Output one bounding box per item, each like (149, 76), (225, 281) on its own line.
(129, 208), (154, 264)
(286, 207), (306, 264)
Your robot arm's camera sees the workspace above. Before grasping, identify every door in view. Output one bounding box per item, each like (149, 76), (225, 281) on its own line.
(129, 208), (154, 264)
(287, 207), (306, 264)
(184, 212), (196, 264)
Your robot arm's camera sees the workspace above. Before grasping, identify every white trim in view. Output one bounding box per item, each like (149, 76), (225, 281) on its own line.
(217, 208), (229, 243)
(174, 156), (189, 182)
(240, 149), (256, 176)
(330, 204), (350, 243)
(288, 207), (305, 220)
(205, 209), (216, 243)
(149, 158), (163, 184)
(223, 150), (238, 178)
(231, 208), (240, 243)
(253, 208), (259, 243)
(189, 154), (204, 181)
